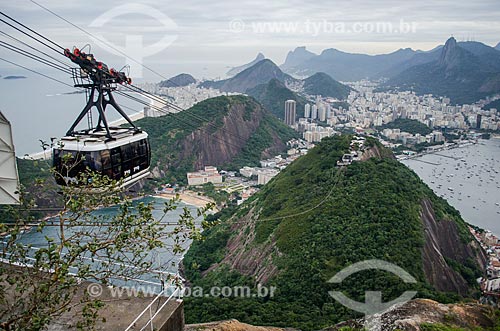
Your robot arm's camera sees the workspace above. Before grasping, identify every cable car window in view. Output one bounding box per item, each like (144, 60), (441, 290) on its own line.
(83, 151), (102, 172)
(100, 150), (112, 178)
(110, 148), (121, 179)
(91, 151), (102, 171)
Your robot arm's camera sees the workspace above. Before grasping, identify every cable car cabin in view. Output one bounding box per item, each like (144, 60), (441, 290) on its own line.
(53, 128), (150, 188)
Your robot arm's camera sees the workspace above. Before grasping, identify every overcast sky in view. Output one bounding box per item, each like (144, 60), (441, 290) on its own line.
(1, 0), (500, 81)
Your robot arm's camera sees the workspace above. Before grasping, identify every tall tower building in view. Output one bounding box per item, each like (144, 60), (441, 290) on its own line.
(311, 105), (318, 120)
(476, 114), (482, 129)
(318, 106), (326, 122)
(304, 103), (311, 118)
(284, 100), (297, 126)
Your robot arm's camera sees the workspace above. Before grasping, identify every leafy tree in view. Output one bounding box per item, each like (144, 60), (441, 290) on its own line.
(377, 118), (433, 136)
(0, 162), (214, 330)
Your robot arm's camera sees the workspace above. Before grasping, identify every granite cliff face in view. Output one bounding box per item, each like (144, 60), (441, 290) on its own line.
(420, 198), (487, 295)
(134, 95), (297, 183)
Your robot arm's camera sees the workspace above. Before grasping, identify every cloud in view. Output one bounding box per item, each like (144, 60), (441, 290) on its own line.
(1, 0), (499, 79)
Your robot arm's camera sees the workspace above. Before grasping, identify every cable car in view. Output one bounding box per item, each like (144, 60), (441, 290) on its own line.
(53, 47), (150, 187)
(53, 128), (150, 187)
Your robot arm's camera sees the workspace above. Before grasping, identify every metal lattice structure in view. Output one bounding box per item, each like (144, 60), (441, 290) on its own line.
(64, 47), (138, 140)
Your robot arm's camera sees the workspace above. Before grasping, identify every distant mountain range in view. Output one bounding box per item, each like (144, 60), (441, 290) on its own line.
(226, 52), (266, 77)
(201, 59), (297, 93)
(280, 46), (316, 71)
(202, 59), (351, 101)
(384, 37), (500, 104)
(280, 38), (500, 104)
(281, 46), (418, 81)
(159, 73), (196, 88)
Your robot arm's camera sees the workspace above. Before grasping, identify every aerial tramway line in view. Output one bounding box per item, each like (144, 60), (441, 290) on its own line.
(52, 46), (151, 187)
(0, 10), (255, 189)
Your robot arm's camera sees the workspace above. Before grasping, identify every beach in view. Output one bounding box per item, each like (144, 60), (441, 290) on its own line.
(154, 191), (216, 209)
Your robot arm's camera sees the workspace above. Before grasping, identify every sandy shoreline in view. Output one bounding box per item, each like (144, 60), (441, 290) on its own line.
(154, 192), (216, 209)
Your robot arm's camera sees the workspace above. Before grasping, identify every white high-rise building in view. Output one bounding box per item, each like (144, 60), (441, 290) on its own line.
(284, 100), (297, 126)
(304, 103), (311, 118)
(318, 106), (326, 122)
(311, 105), (318, 120)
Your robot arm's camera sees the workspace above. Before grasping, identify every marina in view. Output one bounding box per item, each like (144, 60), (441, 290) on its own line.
(402, 137), (500, 236)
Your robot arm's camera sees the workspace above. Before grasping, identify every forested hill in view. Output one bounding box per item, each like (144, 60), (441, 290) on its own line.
(247, 78), (306, 120)
(134, 95), (298, 184)
(182, 135), (486, 330)
(378, 118), (433, 135)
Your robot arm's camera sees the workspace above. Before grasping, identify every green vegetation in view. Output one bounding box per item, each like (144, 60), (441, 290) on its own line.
(183, 135), (481, 330)
(483, 99), (500, 111)
(137, 95), (231, 175)
(134, 95), (297, 185)
(378, 118), (433, 136)
(1, 166), (212, 330)
(190, 183), (229, 206)
(303, 72), (352, 99)
(17, 157), (52, 186)
(330, 101), (351, 110)
(1, 158), (61, 220)
(247, 78), (306, 120)
(419, 322), (495, 331)
(226, 111), (298, 170)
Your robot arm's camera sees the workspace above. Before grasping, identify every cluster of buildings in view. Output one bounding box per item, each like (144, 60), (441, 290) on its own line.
(182, 139), (313, 205)
(298, 120), (338, 142)
(282, 81), (499, 148)
(139, 83), (238, 115)
(340, 86), (499, 131)
(470, 228), (500, 294)
(288, 80), (499, 134)
(381, 128), (445, 146)
(303, 97), (340, 123)
(186, 166), (223, 186)
(239, 148), (307, 185)
(336, 136), (366, 166)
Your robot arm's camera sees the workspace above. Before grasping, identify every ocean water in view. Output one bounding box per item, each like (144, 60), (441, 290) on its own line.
(9, 196), (200, 290)
(0, 72), (146, 156)
(401, 138), (500, 236)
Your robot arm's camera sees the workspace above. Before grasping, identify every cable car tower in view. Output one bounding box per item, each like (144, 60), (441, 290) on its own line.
(64, 47), (136, 138)
(53, 47), (151, 187)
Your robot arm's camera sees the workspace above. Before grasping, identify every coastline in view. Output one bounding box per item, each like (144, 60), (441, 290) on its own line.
(402, 138), (500, 236)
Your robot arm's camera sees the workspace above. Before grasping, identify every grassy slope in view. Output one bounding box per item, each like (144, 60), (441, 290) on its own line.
(183, 136), (480, 330)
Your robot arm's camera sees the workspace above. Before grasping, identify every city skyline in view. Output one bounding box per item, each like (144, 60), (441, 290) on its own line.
(1, 0), (500, 80)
